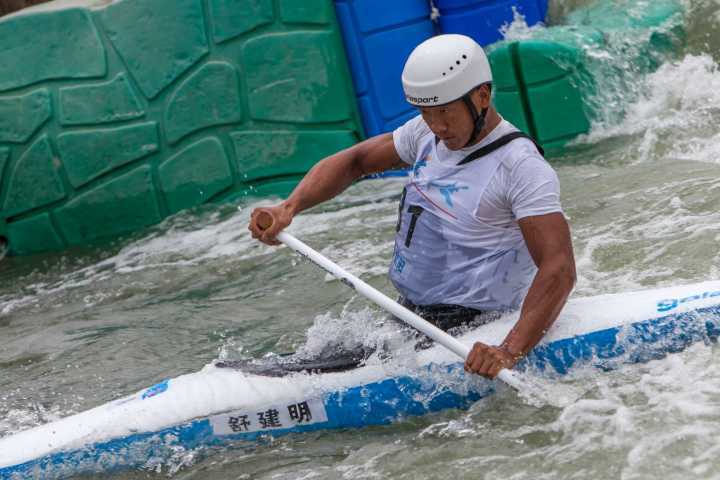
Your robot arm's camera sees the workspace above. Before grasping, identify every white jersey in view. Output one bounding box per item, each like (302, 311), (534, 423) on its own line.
(389, 115), (562, 311)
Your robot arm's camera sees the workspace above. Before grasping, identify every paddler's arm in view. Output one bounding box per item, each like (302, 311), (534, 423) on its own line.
(465, 212), (576, 378)
(248, 133), (405, 245)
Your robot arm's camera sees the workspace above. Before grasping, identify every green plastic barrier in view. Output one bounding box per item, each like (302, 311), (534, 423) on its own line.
(0, 0), (363, 256)
(488, 0), (685, 151)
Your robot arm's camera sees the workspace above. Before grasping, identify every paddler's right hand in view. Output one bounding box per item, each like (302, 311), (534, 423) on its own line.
(248, 204), (293, 246)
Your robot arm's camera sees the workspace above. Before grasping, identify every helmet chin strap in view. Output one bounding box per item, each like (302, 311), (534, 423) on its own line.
(461, 95), (487, 148)
(461, 87), (489, 148)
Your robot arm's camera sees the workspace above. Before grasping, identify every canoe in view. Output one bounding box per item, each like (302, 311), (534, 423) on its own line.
(2, 280), (720, 478)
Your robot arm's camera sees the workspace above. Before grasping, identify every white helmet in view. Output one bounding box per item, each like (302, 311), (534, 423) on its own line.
(401, 34), (492, 107)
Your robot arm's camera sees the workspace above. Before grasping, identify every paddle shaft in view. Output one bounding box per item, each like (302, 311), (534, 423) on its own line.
(276, 231), (525, 391)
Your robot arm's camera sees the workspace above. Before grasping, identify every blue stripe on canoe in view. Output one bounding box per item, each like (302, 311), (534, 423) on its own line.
(4, 305), (719, 478)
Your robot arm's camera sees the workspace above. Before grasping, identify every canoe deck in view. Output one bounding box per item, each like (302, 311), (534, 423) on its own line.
(2, 280), (720, 478)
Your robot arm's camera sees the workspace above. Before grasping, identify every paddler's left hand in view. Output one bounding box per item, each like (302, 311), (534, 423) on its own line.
(464, 342), (518, 379)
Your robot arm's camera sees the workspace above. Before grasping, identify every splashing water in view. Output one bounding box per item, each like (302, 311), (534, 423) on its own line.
(4, 1), (720, 478)
(580, 54), (720, 164)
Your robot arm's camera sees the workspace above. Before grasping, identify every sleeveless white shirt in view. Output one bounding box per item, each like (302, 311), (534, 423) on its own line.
(390, 115), (563, 311)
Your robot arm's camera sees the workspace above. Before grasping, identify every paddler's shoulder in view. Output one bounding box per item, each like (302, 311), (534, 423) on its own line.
(399, 114), (433, 141)
(491, 120), (549, 170)
(392, 114), (434, 165)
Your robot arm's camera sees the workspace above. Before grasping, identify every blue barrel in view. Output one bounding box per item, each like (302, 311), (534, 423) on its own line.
(436, 0), (549, 46)
(334, 0), (435, 136)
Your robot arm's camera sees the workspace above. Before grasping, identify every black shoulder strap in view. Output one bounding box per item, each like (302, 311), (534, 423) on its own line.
(456, 131), (544, 166)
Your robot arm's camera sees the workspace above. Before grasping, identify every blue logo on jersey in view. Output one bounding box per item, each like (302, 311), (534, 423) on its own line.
(413, 158), (428, 177)
(427, 182), (469, 207)
(393, 252), (407, 273)
(141, 379), (169, 399)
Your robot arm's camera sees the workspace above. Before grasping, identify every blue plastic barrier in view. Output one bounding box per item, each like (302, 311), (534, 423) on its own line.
(334, 0), (435, 136)
(435, 0), (549, 46)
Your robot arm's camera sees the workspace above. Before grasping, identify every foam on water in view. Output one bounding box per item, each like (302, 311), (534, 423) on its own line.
(311, 343), (716, 480)
(500, 8), (547, 41)
(580, 54), (720, 165)
(570, 171), (720, 295)
(5, 2), (720, 474)
(296, 308), (395, 358)
(0, 204), (264, 316)
(546, 344), (720, 477)
(0, 187), (400, 319)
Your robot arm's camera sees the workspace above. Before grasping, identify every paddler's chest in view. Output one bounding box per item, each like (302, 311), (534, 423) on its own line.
(405, 138), (502, 220)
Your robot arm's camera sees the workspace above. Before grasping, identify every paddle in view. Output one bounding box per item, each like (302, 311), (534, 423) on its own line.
(255, 212), (537, 396)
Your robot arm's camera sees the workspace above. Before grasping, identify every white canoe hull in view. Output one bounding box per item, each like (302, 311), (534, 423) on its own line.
(2, 281), (720, 478)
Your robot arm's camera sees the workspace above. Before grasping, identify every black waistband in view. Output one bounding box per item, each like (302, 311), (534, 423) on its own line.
(399, 297), (486, 333)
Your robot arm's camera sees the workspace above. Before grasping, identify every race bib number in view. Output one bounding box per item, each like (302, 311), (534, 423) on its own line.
(210, 397), (328, 435)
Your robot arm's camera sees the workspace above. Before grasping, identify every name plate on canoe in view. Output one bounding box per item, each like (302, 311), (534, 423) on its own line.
(210, 397), (329, 435)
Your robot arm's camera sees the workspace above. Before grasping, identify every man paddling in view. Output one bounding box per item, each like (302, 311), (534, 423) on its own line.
(248, 34), (576, 379)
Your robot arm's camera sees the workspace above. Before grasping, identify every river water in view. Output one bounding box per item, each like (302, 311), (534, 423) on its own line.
(3, 0), (720, 478)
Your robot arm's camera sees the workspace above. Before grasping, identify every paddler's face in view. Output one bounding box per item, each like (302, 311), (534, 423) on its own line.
(418, 85), (490, 151)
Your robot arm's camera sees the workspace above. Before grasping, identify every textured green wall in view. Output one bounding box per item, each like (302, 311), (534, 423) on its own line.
(0, 0), (363, 256)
